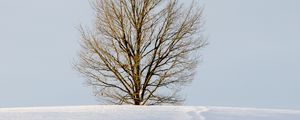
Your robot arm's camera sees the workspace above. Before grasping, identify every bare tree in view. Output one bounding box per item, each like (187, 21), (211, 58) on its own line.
(76, 0), (206, 105)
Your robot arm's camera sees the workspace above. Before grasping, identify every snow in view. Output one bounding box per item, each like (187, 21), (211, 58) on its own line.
(0, 105), (299, 120)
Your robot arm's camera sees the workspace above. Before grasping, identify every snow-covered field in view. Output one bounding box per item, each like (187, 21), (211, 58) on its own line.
(0, 105), (299, 120)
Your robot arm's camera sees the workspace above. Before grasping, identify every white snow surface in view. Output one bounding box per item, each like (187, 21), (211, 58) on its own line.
(0, 105), (300, 120)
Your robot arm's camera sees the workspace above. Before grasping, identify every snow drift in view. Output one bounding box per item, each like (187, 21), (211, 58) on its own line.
(0, 105), (299, 120)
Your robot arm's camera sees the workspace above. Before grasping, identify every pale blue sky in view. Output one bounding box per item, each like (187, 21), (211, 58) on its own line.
(0, 0), (299, 109)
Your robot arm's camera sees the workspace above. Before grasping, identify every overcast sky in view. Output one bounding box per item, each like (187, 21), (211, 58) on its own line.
(0, 0), (299, 109)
